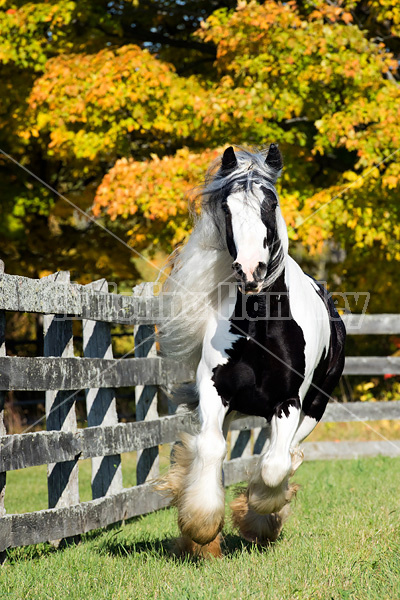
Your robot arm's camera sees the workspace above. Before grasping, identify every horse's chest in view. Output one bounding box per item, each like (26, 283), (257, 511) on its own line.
(211, 316), (306, 421)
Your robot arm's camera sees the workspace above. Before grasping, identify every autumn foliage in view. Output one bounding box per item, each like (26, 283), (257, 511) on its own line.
(0, 0), (399, 313)
(26, 45), (206, 164)
(93, 148), (219, 253)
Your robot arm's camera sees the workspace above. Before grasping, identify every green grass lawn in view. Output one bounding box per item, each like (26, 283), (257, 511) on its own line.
(1, 456), (400, 600)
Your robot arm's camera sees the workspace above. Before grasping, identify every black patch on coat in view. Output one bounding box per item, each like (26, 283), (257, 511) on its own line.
(221, 199), (237, 259)
(212, 274), (346, 425)
(260, 186), (278, 244)
(301, 278), (346, 421)
(276, 396), (301, 418)
(212, 273), (306, 422)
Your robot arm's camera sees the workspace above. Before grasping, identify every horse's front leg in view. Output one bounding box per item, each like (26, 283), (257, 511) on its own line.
(156, 295), (235, 556)
(261, 398), (302, 485)
(176, 370), (228, 547)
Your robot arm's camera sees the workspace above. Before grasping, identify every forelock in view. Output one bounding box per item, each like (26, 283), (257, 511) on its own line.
(201, 148), (278, 216)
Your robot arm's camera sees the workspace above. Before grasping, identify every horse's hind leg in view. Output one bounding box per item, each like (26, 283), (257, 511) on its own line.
(231, 398), (302, 543)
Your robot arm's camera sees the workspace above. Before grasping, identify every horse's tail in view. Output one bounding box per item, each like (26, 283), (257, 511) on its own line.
(161, 382), (199, 413)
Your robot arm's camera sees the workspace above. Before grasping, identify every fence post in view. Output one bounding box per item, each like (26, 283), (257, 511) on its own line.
(0, 260), (6, 519)
(43, 271), (79, 510)
(82, 279), (122, 498)
(253, 426), (270, 455)
(230, 429), (253, 459)
(133, 283), (159, 485)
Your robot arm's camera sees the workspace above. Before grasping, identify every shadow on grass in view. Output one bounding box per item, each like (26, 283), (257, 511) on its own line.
(3, 513), (284, 565)
(2, 523), (123, 565)
(3, 540), (64, 565)
(97, 536), (176, 560)
(96, 530), (281, 562)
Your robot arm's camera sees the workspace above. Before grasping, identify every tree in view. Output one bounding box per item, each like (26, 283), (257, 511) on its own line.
(93, 148), (219, 255)
(0, 0), (399, 316)
(93, 1), (400, 315)
(0, 0), (225, 280)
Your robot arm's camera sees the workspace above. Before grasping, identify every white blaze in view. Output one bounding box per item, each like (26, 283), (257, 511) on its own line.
(227, 191), (269, 280)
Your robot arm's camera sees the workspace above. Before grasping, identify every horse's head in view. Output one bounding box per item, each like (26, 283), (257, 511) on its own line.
(217, 145), (288, 294)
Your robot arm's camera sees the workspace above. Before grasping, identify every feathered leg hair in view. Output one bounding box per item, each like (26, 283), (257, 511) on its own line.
(231, 447), (303, 544)
(155, 432), (226, 555)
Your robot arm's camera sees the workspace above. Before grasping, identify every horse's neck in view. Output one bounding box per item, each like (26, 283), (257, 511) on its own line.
(230, 268), (290, 328)
(266, 267), (288, 295)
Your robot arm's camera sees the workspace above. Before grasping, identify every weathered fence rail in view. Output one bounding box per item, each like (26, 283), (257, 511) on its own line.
(0, 266), (399, 552)
(0, 356), (193, 390)
(0, 272), (166, 324)
(2, 401), (400, 474)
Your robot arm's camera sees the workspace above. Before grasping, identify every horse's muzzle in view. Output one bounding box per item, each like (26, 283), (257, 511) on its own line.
(232, 261), (265, 295)
(243, 281), (261, 294)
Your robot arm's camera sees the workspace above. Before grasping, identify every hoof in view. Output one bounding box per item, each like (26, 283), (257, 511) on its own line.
(173, 534), (223, 558)
(231, 493), (289, 543)
(178, 509), (224, 545)
(231, 483), (299, 544)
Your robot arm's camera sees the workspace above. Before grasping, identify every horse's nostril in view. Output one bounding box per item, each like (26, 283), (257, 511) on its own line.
(232, 262), (245, 279)
(254, 262), (267, 281)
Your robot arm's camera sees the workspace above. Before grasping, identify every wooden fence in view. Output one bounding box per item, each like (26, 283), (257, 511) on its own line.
(0, 264), (400, 552)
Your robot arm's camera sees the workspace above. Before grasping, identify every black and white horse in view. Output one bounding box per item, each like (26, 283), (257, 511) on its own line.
(157, 145), (346, 556)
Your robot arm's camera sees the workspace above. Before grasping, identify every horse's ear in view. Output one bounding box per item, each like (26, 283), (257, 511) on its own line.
(265, 143), (283, 175)
(221, 146), (237, 172)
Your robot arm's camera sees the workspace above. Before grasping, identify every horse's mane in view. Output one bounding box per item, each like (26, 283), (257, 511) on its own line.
(158, 147), (282, 369)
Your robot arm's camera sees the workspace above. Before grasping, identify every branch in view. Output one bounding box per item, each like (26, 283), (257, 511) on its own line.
(385, 69), (400, 88)
(282, 117), (310, 124)
(126, 26), (217, 56)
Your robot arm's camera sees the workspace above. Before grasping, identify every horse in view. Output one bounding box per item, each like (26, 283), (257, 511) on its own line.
(156, 145), (346, 557)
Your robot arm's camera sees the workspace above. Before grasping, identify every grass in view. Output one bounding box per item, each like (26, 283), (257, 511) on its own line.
(4, 453), (139, 515)
(306, 420), (400, 442)
(2, 456), (400, 600)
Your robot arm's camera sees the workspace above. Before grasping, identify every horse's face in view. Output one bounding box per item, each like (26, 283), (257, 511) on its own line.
(219, 145), (287, 295)
(223, 184), (280, 294)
